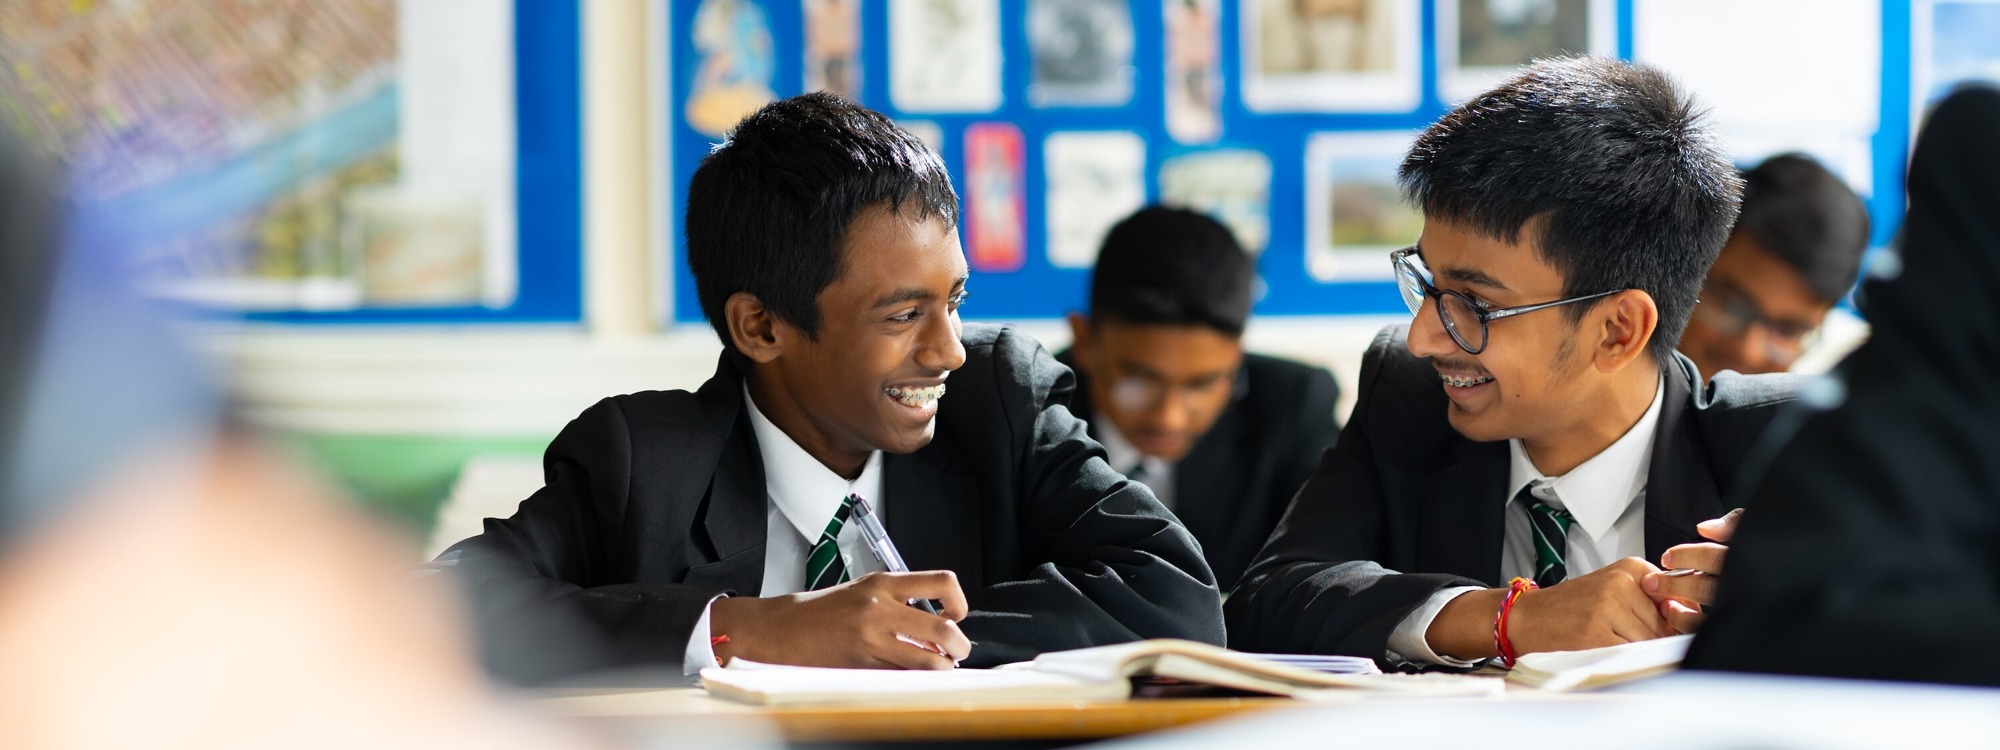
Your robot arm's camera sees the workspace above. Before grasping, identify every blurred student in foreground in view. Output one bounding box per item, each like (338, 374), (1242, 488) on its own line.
(1686, 86), (2000, 686)
(1678, 154), (1870, 378)
(1227, 57), (1799, 667)
(1059, 205), (1339, 590)
(440, 93), (1222, 683)
(0, 133), (598, 748)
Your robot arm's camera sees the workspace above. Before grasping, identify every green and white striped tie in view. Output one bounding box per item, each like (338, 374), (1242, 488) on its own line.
(1518, 483), (1575, 588)
(804, 495), (856, 591)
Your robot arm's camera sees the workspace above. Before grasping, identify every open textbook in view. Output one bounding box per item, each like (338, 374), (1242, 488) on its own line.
(699, 639), (1501, 707)
(1505, 633), (1694, 692)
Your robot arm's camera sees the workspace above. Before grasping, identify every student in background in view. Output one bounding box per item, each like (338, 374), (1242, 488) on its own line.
(1058, 205), (1339, 590)
(1678, 153), (1871, 378)
(440, 93), (1223, 682)
(1685, 86), (2000, 686)
(1227, 57), (1797, 667)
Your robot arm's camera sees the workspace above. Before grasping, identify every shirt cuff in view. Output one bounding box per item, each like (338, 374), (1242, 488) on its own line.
(1385, 586), (1485, 668)
(683, 595), (728, 676)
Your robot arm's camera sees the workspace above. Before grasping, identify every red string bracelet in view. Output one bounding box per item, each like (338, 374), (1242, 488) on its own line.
(1494, 577), (1537, 668)
(710, 634), (731, 648)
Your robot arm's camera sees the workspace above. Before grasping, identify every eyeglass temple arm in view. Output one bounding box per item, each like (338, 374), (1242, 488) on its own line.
(1488, 288), (1624, 324)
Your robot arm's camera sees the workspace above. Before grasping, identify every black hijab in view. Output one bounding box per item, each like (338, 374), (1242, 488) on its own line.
(1686, 85), (2000, 685)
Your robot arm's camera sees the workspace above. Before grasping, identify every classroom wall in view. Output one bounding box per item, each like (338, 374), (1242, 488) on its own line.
(90, 0), (1977, 542)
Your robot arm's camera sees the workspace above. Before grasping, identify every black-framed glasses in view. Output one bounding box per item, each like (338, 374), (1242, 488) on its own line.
(1690, 281), (1821, 365)
(1391, 247), (1626, 355)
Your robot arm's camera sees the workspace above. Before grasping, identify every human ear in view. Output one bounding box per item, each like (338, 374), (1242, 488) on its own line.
(1593, 289), (1659, 373)
(725, 292), (786, 364)
(1066, 312), (1097, 375)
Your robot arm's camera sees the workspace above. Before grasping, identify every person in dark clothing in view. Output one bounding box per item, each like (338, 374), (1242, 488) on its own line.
(1059, 205), (1340, 590)
(440, 93), (1223, 683)
(1685, 85), (2000, 687)
(1227, 56), (1797, 667)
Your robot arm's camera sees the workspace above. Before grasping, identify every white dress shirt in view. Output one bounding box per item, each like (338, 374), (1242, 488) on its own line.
(1094, 417), (1177, 510)
(682, 386), (888, 673)
(1386, 375), (1665, 667)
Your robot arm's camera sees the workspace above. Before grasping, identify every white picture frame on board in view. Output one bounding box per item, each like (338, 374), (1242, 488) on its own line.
(1240, 0), (1422, 113)
(1303, 131), (1424, 283)
(1436, 0), (1617, 103)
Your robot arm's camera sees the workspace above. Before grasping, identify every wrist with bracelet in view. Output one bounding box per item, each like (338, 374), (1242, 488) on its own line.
(1493, 577), (1537, 668)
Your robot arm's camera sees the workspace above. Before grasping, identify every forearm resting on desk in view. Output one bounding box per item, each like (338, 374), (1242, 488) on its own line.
(1425, 588), (1508, 661)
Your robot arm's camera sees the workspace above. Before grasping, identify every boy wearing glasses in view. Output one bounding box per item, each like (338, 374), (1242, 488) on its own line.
(1226, 57), (1800, 667)
(1678, 154), (1871, 378)
(1059, 206), (1341, 590)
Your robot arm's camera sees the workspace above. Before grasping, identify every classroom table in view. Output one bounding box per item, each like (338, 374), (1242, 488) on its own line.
(531, 679), (1611, 746)
(537, 687), (1297, 744)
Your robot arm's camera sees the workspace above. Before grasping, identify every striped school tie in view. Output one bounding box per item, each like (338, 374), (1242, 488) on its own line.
(804, 495), (856, 591)
(1518, 483), (1576, 588)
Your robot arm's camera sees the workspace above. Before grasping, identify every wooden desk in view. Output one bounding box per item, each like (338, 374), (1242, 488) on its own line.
(536, 688), (1302, 744)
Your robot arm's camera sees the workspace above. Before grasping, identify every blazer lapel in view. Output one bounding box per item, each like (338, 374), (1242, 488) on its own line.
(1642, 359), (1726, 563)
(1173, 405), (1244, 543)
(683, 358), (770, 593)
(882, 445), (986, 586)
(1417, 438), (1511, 585)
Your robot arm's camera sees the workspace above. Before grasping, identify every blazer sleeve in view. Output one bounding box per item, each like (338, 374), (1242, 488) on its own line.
(1225, 328), (1484, 659)
(437, 397), (722, 682)
(956, 329), (1228, 666)
(1276, 365), (1342, 519)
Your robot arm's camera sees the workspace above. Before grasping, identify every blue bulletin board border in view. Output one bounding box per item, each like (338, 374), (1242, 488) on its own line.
(667, 1), (1913, 325)
(248, 0), (583, 325)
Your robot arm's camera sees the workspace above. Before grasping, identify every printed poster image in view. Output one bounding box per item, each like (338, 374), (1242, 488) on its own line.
(804, 0), (861, 99)
(1242, 0), (1421, 112)
(891, 0), (1003, 113)
(686, 0), (778, 138)
(964, 123), (1026, 272)
(1043, 131), (1147, 269)
(1158, 149), (1272, 256)
(1304, 132), (1424, 282)
(1027, 0), (1135, 107)
(1165, 0), (1224, 143)
(1439, 0), (1615, 102)
(0, 0), (516, 311)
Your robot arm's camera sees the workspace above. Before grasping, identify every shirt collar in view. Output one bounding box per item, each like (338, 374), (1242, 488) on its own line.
(743, 384), (883, 543)
(1506, 373), (1666, 541)
(1094, 414), (1145, 476)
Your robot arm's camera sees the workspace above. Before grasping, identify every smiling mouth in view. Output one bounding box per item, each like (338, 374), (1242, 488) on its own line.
(885, 384), (946, 407)
(1438, 372), (1494, 388)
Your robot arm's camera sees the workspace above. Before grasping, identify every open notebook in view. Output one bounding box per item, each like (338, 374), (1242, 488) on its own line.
(1505, 633), (1694, 692)
(699, 639), (1501, 707)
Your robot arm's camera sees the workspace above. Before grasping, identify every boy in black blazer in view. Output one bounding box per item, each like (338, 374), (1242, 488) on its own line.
(1058, 206), (1340, 590)
(441, 93), (1223, 682)
(1228, 57), (1797, 667)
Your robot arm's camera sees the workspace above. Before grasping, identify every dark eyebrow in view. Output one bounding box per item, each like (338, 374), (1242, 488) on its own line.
(1413, 243), (1511, 292)
(872, 276), (967, 309)
(1440, 267), (1511, 292)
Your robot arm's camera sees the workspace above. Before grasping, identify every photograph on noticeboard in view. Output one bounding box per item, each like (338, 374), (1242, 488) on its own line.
(804, 0), (862, 99)
(891, 0), (1004, 113)
(1165, 0), (1224, 143)
(1158, 149), (1273, 257)
(1304, 132), (1424, 283)
(1027, 0), (1136, 107)
(1044, 131), (1148, 268)
(1439, 0), (1615, 102)
(1241, 0), (1421, 112)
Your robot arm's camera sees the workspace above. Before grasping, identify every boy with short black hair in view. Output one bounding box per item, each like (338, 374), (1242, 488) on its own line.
(444, 93), (1223, 681)
(1060, 205), (1339, 589)
(1228, 57), (1797, 666)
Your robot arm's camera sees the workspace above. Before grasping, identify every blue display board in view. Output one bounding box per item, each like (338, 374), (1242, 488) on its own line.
(666, 0), (1915, 325)
(251, 0), (582, 324)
